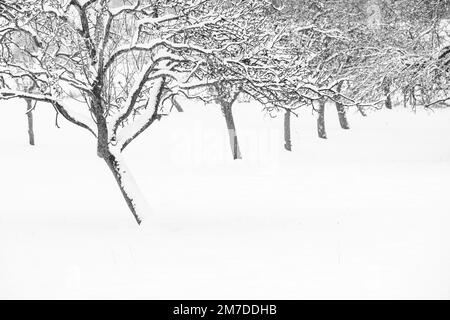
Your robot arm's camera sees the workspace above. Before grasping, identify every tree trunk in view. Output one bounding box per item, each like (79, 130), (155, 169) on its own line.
(284, 109), (292, 151)
(26, 98), (35, 146)
(411, 89), (417, 112)
(173, 99), (184, 112)
(317, 99), (327, 139)
(357, 106), (367, 117)
(420, 87), (430, 105)
(103, 151), (149, 225)
(335, 102), (349, 130)
(403, 89), (408, 108)
(222, 102), (242, 160)
(385, 95), (392, 109)
(384, 83), (392, 109)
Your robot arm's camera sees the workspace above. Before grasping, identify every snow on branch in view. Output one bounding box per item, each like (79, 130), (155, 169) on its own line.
(0, 89), (97, 136)
(114, 78), (165, 152)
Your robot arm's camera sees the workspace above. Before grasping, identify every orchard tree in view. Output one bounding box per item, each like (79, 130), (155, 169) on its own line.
(0, 0), (276, 225)
(0, 1), (39, 145)
(342, 0), (450, 112)
(257, 0), (360, 142)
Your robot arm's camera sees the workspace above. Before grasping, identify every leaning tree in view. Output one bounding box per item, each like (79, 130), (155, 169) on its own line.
(0, 0), (276, 225)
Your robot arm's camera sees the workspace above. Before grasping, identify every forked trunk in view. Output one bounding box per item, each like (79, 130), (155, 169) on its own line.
(317, 99), (327, 139)
(103, 151), (149, 225)
(284, 109), (292, 151)
(222, 102), (242, 160)
(26, 99), (35, 146)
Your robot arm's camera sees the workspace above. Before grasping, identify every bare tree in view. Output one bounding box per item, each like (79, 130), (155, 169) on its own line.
(214, 83), (242, 159)
(316, 98), (326, 139)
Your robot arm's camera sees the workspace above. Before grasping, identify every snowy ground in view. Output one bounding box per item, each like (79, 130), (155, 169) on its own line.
(1, 98), (450, 299)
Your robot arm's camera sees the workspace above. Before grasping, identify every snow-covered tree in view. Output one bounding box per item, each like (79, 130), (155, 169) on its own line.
(0, 1), (40, 145)
(254, 0), (359, 142)
(0, 0), (275, 225)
